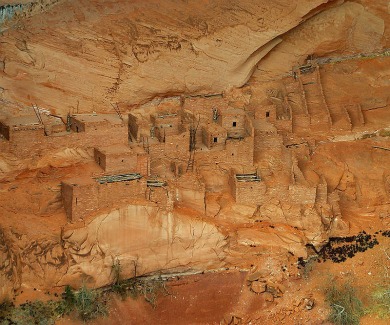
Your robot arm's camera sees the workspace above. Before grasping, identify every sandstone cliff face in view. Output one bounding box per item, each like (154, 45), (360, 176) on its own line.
(0, 203), (226, 299)
(0, 0), (389, 304)
(60, 205), (226, 288)
(1, 1), (387, 117)
(0, 0), (357, 116)
(255, 1), (386, 79)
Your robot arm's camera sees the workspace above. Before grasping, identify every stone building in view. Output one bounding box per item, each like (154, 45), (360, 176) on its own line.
(201, 123), (227, 149)
(61, 176), (147, 222)
(229, 171), (266, 206)
(128, 112), (151, 141)
(0, 116), (44, 141)
(70, 114), (123, 133)
(255, 104), (276, 122)
(151, 110), (182, 142)
(218, 108), (247, 138)
(61, 178), (98, 222)
(94, 144), (149, 176)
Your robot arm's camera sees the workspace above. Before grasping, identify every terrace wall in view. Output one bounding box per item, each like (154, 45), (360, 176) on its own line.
(4, 123), (128, 159)
(230, 176), (266, 206)
(62, 179), (147, 222)
(152, 114), (182, 142)
(94, 148), (139, 174)
(196, 136), (253, 167)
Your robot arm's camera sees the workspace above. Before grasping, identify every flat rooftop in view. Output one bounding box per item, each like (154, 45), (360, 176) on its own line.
(203, 122), (227, 133)
(153, 111), (180, 119)
(1, 115), (41, 127)
(95, 144), (132, 155)
(96, 144), (146, 156)
(252, 119), (277, 133)
(72, 114), (123, 125)
(62, 177), (94, 186)
(221, 107), (246, 116)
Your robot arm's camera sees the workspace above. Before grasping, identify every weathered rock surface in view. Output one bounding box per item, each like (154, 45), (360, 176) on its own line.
(0, 203), (227, 296)
(0, 0), (389, 309)
(0, 0), (354, 115)
(61, 205), (226, 287)
(255, 1), (386, 78)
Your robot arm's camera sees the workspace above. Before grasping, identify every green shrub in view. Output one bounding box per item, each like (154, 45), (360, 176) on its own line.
(110, 275), (168, 308)
(0, 301), (14, 325)
(379, 129), (390, 137)
(325, 281), (364, 325)
(0, 285), (108, 324)
(367, 286), (390, 319)
(111, 259), (127, 299)
(1, 300), (59, 325)
(74, 285), (107, 321)
(361, 133), (376, 139)
(55, 285), (76, 316)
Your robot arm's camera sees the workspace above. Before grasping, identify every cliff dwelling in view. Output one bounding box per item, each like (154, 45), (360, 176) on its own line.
(0, 1), (389, 324)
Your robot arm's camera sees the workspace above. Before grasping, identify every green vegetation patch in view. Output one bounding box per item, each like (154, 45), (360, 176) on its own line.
(379, 129), (390, 137)
(0, 285), (107, 324)
(367, 286), (390, 319)
(325, 281), (364, 325)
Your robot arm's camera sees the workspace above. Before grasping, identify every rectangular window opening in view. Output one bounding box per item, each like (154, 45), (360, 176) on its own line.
(232, 121), (237, 127)
(266, 112), (270, 117)
(213, 137), (218, 143)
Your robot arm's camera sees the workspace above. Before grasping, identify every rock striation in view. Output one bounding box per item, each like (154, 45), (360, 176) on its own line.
(0, 0), (356, 115)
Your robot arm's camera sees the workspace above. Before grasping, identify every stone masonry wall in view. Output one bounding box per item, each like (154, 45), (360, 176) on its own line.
(219, 112), (246, 138)
(196, 136), (253, 167)
(230, 177), (267, 206)
(288, 184), (317, 205)
(4, 123), (128, 159)
(62, 179), (147, 222)
(62, 182), (99, 222)
(94, 149), (138, 174)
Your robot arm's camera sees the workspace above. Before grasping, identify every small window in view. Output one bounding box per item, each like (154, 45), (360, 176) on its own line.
(98, 157), (101, 165)
(266, 111), (270, 117)
(76, 126), (79, 133)
(121, 159), (124, 162)
(232, 121), (237, 127)
(213, 137), (218, 143)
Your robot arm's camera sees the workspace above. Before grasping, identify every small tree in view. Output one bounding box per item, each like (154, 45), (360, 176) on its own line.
(111, 258), (121, 286)
(111, 258), (127, 298)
